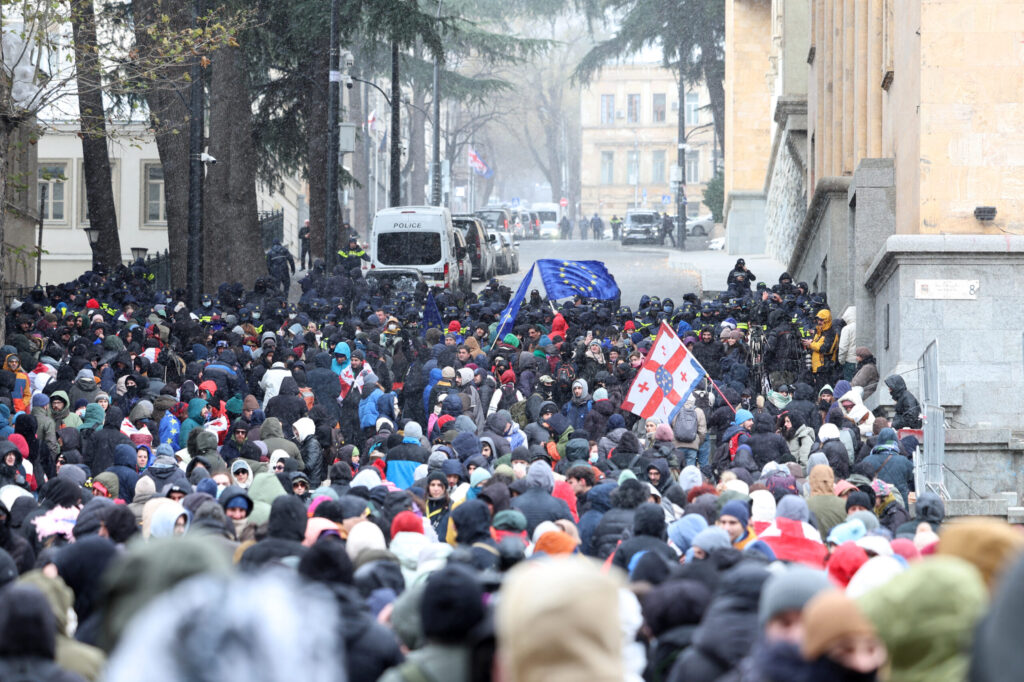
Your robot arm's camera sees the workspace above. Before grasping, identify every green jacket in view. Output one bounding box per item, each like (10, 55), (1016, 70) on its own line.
(378, 644), (472, 682)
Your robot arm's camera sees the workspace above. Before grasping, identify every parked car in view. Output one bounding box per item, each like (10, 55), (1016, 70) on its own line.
(453, 214), (496, 281)
(686, 213), (714, 236)
(620, 210), (661, 245)
(515, 210), (537, 239)
(475, 208), (512, 235)
(529, 211), (541, 238)
(451, 229), (473, 292)
(488, 230), (519, 274)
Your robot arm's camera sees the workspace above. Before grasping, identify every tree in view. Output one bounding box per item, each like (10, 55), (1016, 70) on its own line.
(69, 0), (121, 270)
(703, 170), (723, 222)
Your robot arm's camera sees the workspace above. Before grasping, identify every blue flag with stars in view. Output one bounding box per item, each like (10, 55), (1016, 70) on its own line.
(536, 259), (620, 300)
(421, 292), (444, 336)
(491, 264), (534, 347)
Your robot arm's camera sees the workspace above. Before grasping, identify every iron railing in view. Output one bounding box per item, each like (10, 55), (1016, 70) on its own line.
(259, 209), (284, 251)
(914, 340), (949, 498)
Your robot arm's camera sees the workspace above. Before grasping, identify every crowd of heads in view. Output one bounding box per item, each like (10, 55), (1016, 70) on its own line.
(0, 257), (1011, 682)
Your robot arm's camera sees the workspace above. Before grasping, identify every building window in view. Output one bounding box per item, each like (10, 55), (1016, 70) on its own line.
(626, 94), (640, 123)
(79, 159), (120, 227)
(687, 202), (700, 218)
(651, 150), (666, 183)
(38, 163), (67, 222)
(652, 93), (666, 123)
(685, 92), (700, 126)
(600, 95), (615, 125)
(627, 150), (639, 185)
(143, 162), (166, 225)
(685, 149), (700, 184)
(600, 151), (615, 185)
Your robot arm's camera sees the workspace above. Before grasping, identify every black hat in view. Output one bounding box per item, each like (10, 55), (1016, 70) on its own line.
(420, 564), (485, 643)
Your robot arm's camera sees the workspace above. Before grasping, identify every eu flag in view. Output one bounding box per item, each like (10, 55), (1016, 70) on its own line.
(536, 259), (620, 300)
(491, 263), (534, 347)
(421, 292), (444, 336)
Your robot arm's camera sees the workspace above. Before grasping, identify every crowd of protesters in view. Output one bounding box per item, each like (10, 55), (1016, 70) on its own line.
(0, 254), (1016, 682)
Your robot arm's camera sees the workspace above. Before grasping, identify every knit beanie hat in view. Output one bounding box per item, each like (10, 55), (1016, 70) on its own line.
(390, 510), (424, 539)
(845, 491), (873, 512)
(654, 424), (674, 442)
(758, 566), (832, 627)
(31, 393), (49, 408)
(719, 499), (750, 527)
(420, 564), (485, 643)
(691, 527), (731, 554)
(801, 590), (877, 660)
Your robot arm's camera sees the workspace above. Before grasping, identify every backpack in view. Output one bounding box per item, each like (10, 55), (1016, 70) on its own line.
(298, 386), (315, 411)
(556, 363), (576, 385)
(509, 398), (529, 429)
(712, 432), (743, 479)
(672, 407), (699, 443)
(498, 383), (519, 411)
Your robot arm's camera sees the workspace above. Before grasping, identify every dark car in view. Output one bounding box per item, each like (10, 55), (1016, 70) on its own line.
(475, 208), (512, 234)
(621, 211), (661, 245)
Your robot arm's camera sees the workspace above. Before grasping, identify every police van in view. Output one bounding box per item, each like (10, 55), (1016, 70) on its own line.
(370, 206), (472, 293)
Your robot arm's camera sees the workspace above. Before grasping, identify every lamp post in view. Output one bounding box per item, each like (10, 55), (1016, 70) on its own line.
(84, 226), (100, 271)
(186, 0), (204, 307)
(130, 246), (148, 263)
(430, 0), (443, 206)
(389, 41), (401, 207)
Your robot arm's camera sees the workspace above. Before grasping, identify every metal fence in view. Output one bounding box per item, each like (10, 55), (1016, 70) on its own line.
(914, 340), (949, 498)
(142, 250), (173, 290)
(259, 209), (284, 251)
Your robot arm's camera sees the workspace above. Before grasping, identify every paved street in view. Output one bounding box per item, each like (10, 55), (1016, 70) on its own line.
(488, 237), (786, 305)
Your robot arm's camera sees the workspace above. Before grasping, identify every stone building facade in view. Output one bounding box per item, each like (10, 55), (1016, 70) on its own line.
(726, 0), (1024, 507)
(579, 60), (717, 222)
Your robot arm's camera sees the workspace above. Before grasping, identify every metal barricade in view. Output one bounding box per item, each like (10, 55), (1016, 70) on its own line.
(915, 340), (948, 498)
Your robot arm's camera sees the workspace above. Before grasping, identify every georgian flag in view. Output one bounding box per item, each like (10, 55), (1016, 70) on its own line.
(468, 146), (494, 179)
(621, 322), (706, 423)
(338, 365), (370, 400)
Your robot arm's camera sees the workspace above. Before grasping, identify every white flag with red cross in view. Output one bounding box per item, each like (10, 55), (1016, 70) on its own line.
(622, 322), (707, 422)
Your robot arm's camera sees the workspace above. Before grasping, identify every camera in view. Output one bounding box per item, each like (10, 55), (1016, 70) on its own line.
(345, 75), (353, 90)
(200, 152), (217, 165)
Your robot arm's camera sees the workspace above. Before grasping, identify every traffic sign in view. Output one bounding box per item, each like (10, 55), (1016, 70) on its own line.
(559, 197), (568, 207)
(661, 194), (672, 205)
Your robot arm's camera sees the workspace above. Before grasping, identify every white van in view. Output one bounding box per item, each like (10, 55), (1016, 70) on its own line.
(370, 206), (471, 292)
(533, 202), (561, 239)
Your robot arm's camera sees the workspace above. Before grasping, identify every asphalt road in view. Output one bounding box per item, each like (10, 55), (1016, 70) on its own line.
(486, 236), (709, 307)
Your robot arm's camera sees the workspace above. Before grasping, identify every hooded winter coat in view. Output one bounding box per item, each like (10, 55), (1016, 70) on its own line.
(510, 463), (574, 535)
(306, 352), (341, 423)
(261, 417), (302, 468)
(583, 398), (616, 439)
(451, 498), (499, 571)
(746, 412), (792, 468)
(885, 375), (922, 430)
(264, 377), (307, 436)
(239, 495), (308, 568)
(84, 407), (132, 474)
(293, 417), (323, 487)
(668, 563), (770, 682)
(590, 479), (648, 559)
(480, 413), (512, 457)
(176, 398), (207, 450)
(143, 454), (189, 495)
(856, 432), (914, 506)
(782, 412), (816, 466)
(106, 444), (139, 503)
(611, 503), (677, 569)
(68, 369), (99, 407)
(787, 383), (821, 431)
(0, 584), (86, 682)
(562, 379), (592, 431)
(805, 465), (847, 542)
(578, 481), (615, 556)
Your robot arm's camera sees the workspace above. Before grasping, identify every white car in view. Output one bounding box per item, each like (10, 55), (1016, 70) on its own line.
(488, 230), (519, 274)
(686, 214), (715, 236)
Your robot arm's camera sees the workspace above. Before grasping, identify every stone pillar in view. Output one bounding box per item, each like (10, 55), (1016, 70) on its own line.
(848, 158), (895, 356)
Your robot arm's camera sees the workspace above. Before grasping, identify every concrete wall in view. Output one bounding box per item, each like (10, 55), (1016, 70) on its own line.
(764, 116), (808, 265)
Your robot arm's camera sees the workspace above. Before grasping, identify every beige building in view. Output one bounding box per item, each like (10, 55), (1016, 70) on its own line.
(725, 0), (1024, 504)
(579, 60), (718, 222)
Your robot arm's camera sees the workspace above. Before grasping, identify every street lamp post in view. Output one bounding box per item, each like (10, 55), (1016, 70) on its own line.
(675, 78), (687, 250)
(130, 246), (148, 263)
(389, 41), (401, 207)
(84, 225), (100, 271)
(430, 0), (443, 206)
(186, 0), (204, 307)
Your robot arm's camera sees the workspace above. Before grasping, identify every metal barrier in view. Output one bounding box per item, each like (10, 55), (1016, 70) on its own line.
(915, 340), (949, 498)
(259, 209), (284, 251)
(142, 250), (173, 290)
